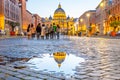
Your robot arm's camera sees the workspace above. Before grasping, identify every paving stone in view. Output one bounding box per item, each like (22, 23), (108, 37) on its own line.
(75, 71), (86, 75)
(5, 76), (21, 80)
(21, 76), (41, 80)
(15, 74), (27, 78)
(110, 76), (120, 80)
(17, 70), (31, 75)
(87, 73), (101, 77)
(102, 78), (115, 80)
(0, 73), (5, 78)
(74, 75), (88, 79)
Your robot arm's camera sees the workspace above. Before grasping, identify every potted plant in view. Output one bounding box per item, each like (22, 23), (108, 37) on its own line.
(110, 21), (120, 36)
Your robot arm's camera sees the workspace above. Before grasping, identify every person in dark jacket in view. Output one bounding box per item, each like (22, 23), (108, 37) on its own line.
(53, 23), (57, 39)
(36, 23), (41, 39)
(31, 23), (36, 39)
(56, 24), (60, 39)
(49, 24), (54, 39)
(27, 24), (31, 39)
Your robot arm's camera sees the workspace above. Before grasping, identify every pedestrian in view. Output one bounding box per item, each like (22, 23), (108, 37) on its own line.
(49, 24), (54, 39)
(53, 23), (57, 39)
(41, 24), (46, 39)
(56, 24), (60, 39)
(45, 24), (49, 39)
(31, 23), (36, 39)
(27, 24), (31, 39)
(36, 23), (41, 39)
(48, 25), (51, 39)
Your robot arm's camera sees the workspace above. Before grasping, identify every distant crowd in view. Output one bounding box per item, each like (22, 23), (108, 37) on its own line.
(27, 23), (60, 40)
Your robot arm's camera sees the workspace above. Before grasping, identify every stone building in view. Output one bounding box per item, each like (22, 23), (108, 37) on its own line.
(52, 3), (75, 34)
(104, 0), (120, 34)
(19, 0), (33, 32)
(96, 0), (108, 35)
(33, 14), (41, 27)
(96, 0), (120, 35)
(0, 0), (21, 34)
(42, 3), (75, 35)
(79, 10), (96, 36)
(0, 0), (35, 35)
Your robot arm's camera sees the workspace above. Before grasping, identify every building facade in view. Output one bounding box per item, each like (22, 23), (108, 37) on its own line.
(52, 4), (67, 29)
(19, 0), (34, 32)
(26, 10), (33, 27)
(96, 0), (108, 35)
(0, 0), (43, 35)
(33, 14), (41, 27)
(96, 0), (120, 35)
(79, 10), (96, 36)
(104, 0), (120, 34)
(0, 0), (20, 34)
(41, 3), (75, 35)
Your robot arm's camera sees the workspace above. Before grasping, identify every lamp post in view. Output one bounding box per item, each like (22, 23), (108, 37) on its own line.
(18, 2), (23, 35)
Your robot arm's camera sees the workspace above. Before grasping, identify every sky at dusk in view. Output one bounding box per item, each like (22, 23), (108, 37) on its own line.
(27, 0), (101, 18)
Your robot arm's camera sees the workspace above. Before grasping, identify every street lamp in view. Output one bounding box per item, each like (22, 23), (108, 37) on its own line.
(100, 2), (104, 7)
(80, 18), (83, 23)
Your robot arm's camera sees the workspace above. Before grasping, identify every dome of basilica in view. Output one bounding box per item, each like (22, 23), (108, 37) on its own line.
(54, 4), (65, 14)
(53, 3), (66, 20)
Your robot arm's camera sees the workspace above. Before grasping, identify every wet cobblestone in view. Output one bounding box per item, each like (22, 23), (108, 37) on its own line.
(0, 36), (120, 80)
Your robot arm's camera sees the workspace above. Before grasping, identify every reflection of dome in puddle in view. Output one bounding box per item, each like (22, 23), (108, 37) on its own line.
(53, 52), (66, 67)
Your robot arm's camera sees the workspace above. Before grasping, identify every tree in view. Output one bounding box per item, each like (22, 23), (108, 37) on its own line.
(110, 21), (120, 31)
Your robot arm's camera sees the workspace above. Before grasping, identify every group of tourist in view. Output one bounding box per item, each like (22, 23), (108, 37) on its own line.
(27, 23), (60, 40)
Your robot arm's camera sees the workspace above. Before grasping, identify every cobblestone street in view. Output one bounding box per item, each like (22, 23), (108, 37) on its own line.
(0, 36), (120, 80)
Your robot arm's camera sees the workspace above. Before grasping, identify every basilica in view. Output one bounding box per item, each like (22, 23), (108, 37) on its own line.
(42, 3), (77, 34)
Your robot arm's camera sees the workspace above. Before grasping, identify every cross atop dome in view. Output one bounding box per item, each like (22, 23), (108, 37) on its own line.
(58, 3), (61, 8)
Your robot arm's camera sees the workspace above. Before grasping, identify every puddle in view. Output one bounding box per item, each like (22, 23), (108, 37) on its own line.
(27, 52), (85, 76)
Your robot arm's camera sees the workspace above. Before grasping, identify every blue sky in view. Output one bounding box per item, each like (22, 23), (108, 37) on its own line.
(27, 0), (101, 18)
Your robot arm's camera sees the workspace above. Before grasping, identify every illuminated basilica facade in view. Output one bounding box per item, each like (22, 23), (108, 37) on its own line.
(43, 3), (75, 34)
(53, 3), (75, 33)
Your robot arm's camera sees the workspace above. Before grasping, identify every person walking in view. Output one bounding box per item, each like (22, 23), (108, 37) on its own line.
(36, 23), (41, 39)
(49, 24), (54, 39)
(53, 23), (57, 39)
(31, 24), (36, 39)
(27, 24), (31, 39)
(41, 24), (46, 39)
(45, 24), (49, 39)
(56, 24), (60, 39)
